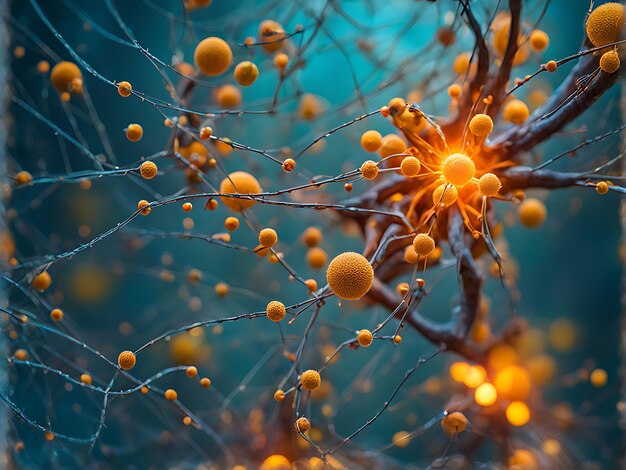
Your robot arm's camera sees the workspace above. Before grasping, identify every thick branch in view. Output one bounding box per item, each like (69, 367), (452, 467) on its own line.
(494, 53), (620, 159)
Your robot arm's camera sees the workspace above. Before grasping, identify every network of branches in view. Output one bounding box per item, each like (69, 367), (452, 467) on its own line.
(2, 0), (625, 469)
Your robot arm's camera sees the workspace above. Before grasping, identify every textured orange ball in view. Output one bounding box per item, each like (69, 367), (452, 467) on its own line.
(400, 156), (421, 177)
(586, 3), (624, 49)
(219, 171), (262, 211)
(412, 233), (435, 257)
(259, 228), (278, 247)
(266, 301), (286, 322)
(194, 37), (232, 76)
(361, 160), (379, 180)
(326, 252), (374, 300)
(118, 350), (136, 370)
(477, 173), (502, 197)
(139, 161), (158, 179)
(600, 50), (620, 73)
(300, 369), (321, 391)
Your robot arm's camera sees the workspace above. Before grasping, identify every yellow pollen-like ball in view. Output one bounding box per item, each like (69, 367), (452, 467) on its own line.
(215, 84), (242, 108)
(259, 228), (278, 247)
(441, 411), (468, 435)
(326, 252), (374, 300)
(412, 233), (435, 257)
(219, 171), (262, 211)
(357, 329), (373, 347)
(400, 156), (421, 177)
(194, 37), (232, 76)
(600, 50), (620, 73)
(117, 350), (136, 370)
(585, 2), (625, 49)
(442, 153), (475, 187)
(274, 389), (285, 401)
(477, 173), (502, 197)
(300, 369), (321, 391)
(494, 365), (531, 400)
(361, 160), (379, 180)
(469, 114), (494, 137)
(165, 389), (178, 401)
(266, 301), (286, 322)
(503, 99), (530, 125)
(518, 198), (547, 228)
(139, 161), (158, 179)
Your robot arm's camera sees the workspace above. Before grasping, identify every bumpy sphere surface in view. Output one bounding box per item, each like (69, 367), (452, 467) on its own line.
(50, 61), (81, 93)
(266, 301), (286, 322)
(442, 153), (475, 187)
(361, 160), (379, 180)
(412, 233), (435, 257)
(326, 252), (374, 300)
(300, 369), (321, 391)
(219, 171), (262, 211)
(118, 350), (136, 370)
(400, 156), (421, 177)
(586, 3), (624, 48)
(194, 37), (232, 76)
(259, 228), (278, 247)
(478, 173), (502, 197)
(469, 114), (494, 137)
(600, 50), (620, 73)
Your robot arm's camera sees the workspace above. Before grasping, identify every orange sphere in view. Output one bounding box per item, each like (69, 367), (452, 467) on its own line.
(194, 37), (232, 76)
(326, 252), (374, 300)
(118, 350), (136, 370)
(50, 61), (81, 93)
(219, 171), (262, 211)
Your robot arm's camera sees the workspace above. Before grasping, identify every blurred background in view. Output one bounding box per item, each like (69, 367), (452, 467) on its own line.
(3, 0), (623, 468)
